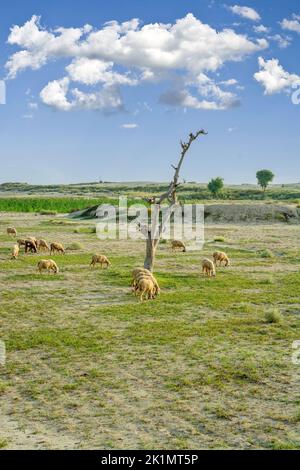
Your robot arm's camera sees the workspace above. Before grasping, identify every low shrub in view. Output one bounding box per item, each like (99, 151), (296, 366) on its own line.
(265, 308), (283, 324)
(259, 249), (274, 259)
(214, 236), (225, 242)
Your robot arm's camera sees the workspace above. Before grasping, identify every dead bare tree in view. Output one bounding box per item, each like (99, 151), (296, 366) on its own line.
(138, 129), (207, 272)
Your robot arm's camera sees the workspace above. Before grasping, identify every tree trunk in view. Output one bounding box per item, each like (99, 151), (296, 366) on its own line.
(141, 129), (207, 273)
(144, 233), (158, 272)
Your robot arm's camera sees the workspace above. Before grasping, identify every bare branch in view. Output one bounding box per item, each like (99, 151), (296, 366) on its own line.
(153, 129), (207, 206)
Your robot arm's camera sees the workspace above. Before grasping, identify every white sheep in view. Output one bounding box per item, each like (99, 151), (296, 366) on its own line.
(11, 244), (19, 259)
(202, 258), (216, 277)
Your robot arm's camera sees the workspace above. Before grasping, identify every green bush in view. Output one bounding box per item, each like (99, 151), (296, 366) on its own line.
(259, 249), (274, 259)
(265, 309), (283, 324)
(214, 236), (225, 242)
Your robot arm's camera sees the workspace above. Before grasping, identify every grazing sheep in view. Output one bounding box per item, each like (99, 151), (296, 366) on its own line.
(7, 227), (17, 237)
(50, 242), (65, 255)
(171, 240), (186, 252)
(135, 277), (156, 301)
(17, 238), (26, 248)
(213, 251), (230, 267)
(27, 236), (38, 244)
(37, 259), (59, 274)
(37, 239), (50, 252)
(133, 272), (160, 296)
(132, 267), (151, 278)
(90, 254), (111, 268)
(202, 258), (216, 277)
(25, 239), (38, 254)
(132, 268), (160, 297)
(11, 244), (19, 259)
(132, 267), (152, 287)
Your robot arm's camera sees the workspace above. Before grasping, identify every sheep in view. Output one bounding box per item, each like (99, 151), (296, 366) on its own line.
(90, 254), (111, 268)
(133, 272), (160, 296)
(213, 251), (230, 267)
(131, 268), (160, 297)
(25, 239), (38, 254)
(50, 242), (65, 255)
(17, 238), (26, 248)
(7, 227), (17, 237)
(27, 236), (38, 244)
(11, 244), (19, 260)
(132, 267), (151, 278)
(135, 277), (156, 301)
(37, 239), (50, 252)
(202, 258), (216, 277)
(37, 259), (59, 274)
(132, 267), (152, 287)
(171, 240), (186, 252)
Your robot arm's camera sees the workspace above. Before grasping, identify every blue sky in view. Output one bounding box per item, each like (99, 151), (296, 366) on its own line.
(0, 0), (300, 184)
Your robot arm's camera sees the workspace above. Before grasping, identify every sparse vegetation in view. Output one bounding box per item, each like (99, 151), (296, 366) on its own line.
(0, 212), (299, 449)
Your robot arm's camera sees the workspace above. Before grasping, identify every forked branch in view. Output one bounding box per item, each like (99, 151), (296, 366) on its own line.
(146, 129), (207, 206)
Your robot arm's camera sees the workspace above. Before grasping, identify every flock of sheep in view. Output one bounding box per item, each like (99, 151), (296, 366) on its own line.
(6, 227), (231, 301)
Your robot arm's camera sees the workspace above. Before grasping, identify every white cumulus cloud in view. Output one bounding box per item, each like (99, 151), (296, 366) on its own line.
(253, 25), (270, 34)
(254, 57), (300, 95)
(6, 13), (268, 112)
(229, 5), (261, 21)
(281, 14), (300, 34)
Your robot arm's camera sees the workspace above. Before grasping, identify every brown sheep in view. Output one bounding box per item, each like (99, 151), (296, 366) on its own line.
(7, 227), (17, 237)
(171, 240), (186, 252)
(25, 239), (38, 254)
(135, 277), (155, 301)
(131, 267), (152, 288)
(132, 268), (160, 297)
(11, 244), (19, 260)
(50, 242), (65, 255)
(202, 258), (216, 277)
(37, 259), (59, 274)
(213, 251), (230, 267)
(37, 239), (50, 252)
(132, 267), (151, 278)
(133, 272), (160, 296)
(90, 254), (111, 268)
(17, 238), (26, 248)
(27, 236), (38, 244)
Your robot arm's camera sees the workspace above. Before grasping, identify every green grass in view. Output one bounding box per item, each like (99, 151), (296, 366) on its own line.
(0, 214), (299, 449)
